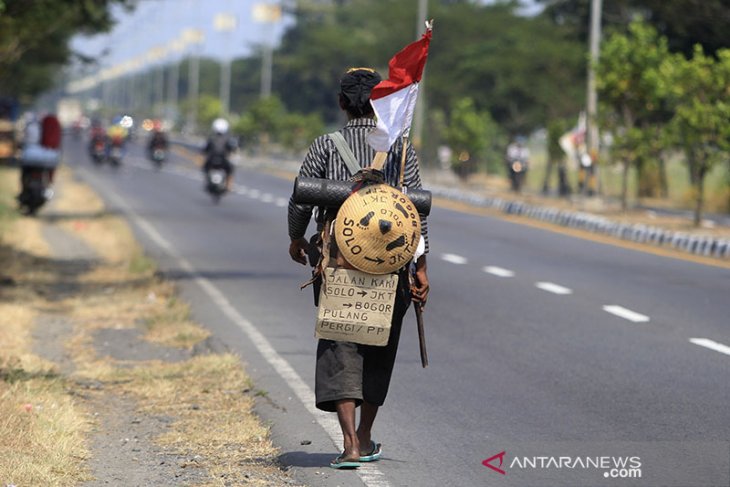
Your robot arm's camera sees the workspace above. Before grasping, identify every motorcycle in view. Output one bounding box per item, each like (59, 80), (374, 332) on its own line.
(107, 137), (124, 168)
(89, 137), (106, 165)
(17, 167), (53, 216)
(205, 167), (227, 203)
(150, 146), (166, 169)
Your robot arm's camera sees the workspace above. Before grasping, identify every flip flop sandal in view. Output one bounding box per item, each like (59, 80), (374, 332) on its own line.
(330, 454), (361, 469)
(359, 441), (382, 462)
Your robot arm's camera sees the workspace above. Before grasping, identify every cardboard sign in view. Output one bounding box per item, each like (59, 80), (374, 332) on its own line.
(316, 267), (398, 346)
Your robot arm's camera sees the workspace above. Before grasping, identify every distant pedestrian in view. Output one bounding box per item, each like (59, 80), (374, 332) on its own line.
(505, 137), (529, 192)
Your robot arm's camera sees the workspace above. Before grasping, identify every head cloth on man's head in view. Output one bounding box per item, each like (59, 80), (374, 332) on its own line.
(339, 68), (381, 117)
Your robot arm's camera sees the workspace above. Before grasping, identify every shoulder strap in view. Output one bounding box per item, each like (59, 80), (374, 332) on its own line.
(328, 131), (361, 177)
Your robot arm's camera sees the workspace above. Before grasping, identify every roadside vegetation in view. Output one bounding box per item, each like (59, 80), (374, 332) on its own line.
(0, 166), (295, 486)
(1, 0), (727, 219)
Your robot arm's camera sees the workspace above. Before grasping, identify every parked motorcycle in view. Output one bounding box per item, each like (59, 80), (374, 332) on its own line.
(205, 167), (227, 203)
(17, 167), (53, 215)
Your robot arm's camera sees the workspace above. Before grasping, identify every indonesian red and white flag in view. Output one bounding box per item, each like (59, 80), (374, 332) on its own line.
(367, 28), (432, 152)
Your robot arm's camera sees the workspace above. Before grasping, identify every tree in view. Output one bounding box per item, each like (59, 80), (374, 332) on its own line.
(596, 21), (673, 210)
(444, 97), (505, 178)
(537, 0), (730, 56)
(658, 47), (730, 226)
(0, 0), (135, 99)
(234, 95), (324, 154)
(269, 0), (585, 170)
(430, 0), (585, 136)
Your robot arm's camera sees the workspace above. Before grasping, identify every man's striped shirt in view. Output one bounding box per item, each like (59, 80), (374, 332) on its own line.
(287, 117), (429, 253)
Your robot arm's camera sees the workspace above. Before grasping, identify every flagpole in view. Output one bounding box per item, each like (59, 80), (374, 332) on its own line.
(412, 0), (428, 151)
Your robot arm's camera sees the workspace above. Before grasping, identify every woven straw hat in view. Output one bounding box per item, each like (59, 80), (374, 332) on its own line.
(334, 184), (421, 274)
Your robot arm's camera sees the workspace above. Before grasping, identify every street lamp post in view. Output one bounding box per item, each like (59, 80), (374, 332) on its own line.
(253, 3), (282, 99)
(168, 38), (186, 125)
(214, 13), (238, 116)
(182, 28), (205, 134)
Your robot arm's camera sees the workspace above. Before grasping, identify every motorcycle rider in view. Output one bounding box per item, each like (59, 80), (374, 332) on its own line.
(202, 118), (236, 191)
(106, 117), (128, 153)
(88, 118), (106, 160)
(147, 120), (169, 160)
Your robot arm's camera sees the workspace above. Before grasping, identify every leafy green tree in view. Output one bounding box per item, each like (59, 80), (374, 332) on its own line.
(537, 0), (730, 56)
(274, 0), (585, 136)
(444, 97), (505, 178)
(658, 47), (730, 226)
(430, 1), (585, 136)
(0, 0), (135, 99)
(180, 94), (223, 133)
(278, 112), (326, 154)
(597, 20), (673, 209)
(234, 95), (324, 154)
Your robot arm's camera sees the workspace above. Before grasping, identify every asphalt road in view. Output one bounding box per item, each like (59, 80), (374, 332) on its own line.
(62, 136), (729, 487)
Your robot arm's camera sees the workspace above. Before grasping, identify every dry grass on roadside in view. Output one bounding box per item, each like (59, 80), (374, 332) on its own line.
(140, 287), (210, 348)
(0, 372), (92, 486)
(80, 354), (290, 486)
(1, 165), (294, 485)
(0, 170), (92, 486)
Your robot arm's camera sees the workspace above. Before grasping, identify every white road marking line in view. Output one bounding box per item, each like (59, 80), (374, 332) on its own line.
(690, 338), (730, 356)
(261, 193), (274, 203)
(442, 253), (467, 265)
(535, 282), (573, 295)
(248, 189), (261, 199)
(483, 266), (515, 278)
(81, 168), (390, 487)
(602, 305), (650, 323)
(275, 198), (288, 207)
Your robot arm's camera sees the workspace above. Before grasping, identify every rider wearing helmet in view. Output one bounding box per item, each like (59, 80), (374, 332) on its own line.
(203, 118), (237, 190)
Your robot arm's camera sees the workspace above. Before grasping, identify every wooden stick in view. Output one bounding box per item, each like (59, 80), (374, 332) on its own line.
(415, 302), (428, 368)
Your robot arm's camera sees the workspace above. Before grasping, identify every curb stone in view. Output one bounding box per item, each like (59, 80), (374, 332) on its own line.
(429, 185), (729, 260)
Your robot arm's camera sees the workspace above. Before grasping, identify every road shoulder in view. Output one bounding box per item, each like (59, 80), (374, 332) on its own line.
(0, 165), (299, 486)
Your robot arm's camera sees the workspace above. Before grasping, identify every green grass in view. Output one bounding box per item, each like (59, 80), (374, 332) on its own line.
(523, 139), (729, 212)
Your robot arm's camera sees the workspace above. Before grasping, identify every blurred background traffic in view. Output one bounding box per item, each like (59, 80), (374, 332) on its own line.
(1, 0), (728, 225)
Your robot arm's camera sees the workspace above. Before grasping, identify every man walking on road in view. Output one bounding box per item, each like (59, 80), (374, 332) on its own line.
(287, 68), (430, 469)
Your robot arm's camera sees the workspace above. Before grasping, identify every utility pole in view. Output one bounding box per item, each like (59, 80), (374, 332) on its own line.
(586, 0), (603, 194)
